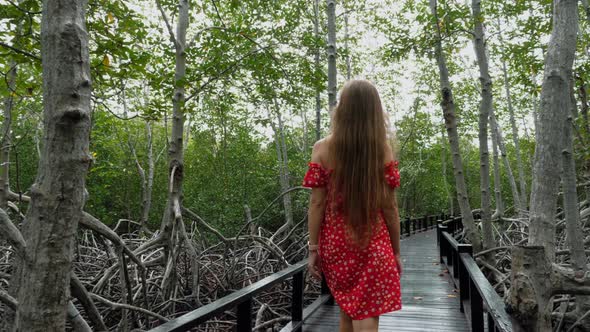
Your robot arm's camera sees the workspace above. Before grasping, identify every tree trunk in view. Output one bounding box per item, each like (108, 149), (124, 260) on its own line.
(140, 121), (154, 232)
(498, 19), (528, 210)
(564, 79), (589, 327)
(527, 0), (578, 261)
(326, 0), (337, 113)
(471, 0), (493, 249)
(270, 109), (294, 228)
(441, 125), (454, 216)
(344, 1), (351, 80)
(490, 111), (503, 219)
(490, 110), (522, 217)
(12, 0), (92, 330)
(576, 77), (590, 203)
(577, 77), (590, 135)
(429, 0), (481, 252)
(507, 246), (553, 331)
(314, 0), (322, 141)
(157, 0), (199, 299)
(582, 0), (590, 24)
(0, 61), (16, 209)
(510, 0), (579, 330)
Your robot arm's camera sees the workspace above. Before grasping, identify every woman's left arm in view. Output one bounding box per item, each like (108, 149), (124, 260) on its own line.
(307, 142), (327, 279)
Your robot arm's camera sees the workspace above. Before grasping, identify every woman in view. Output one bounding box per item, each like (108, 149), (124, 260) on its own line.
(302, 80), (402, 332)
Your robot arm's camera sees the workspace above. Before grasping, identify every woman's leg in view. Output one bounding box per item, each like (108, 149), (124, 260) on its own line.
(339, 310), (353, 332)
(352, 316), (379, 332)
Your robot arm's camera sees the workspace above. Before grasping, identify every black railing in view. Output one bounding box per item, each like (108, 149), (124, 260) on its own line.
(147, 214), (445, 332)
(437, 217), (522, 332)
(148, 259), (328, 332)
(402, 214), (447, 236)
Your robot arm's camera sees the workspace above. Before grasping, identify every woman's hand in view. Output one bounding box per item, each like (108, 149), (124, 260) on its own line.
(394, 253), (403, 276)
(308, 250), (322, 280)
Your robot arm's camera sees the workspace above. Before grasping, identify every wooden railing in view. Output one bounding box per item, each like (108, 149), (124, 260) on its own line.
(437, 217), (522, 332)
(147, 214), (446, 332)
(147, 259), (329, 332)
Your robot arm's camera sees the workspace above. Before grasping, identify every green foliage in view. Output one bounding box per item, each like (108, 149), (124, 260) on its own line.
(3, 0), (589, 235)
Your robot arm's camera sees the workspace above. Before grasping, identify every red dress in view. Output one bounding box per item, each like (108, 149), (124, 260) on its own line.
(302, 161), (402, 320)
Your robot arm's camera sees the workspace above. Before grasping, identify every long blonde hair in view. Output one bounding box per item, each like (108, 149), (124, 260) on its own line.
(329, 80), (392, 246)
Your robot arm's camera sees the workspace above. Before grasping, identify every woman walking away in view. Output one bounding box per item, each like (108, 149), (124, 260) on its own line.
(303, 80), (402, 332)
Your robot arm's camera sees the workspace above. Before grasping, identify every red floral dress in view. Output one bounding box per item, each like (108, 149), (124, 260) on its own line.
(302, 161), (402, 320)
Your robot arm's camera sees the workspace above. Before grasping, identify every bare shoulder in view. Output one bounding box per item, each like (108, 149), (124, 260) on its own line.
(384, 141), (395, 162)
(311, 136), (331, 164)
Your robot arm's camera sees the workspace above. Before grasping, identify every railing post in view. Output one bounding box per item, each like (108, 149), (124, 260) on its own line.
(452, 245), (459, 278)
(236, 298), (253, 332)
(292, 271), (304, 331)
(321, 275), (334, 305)
(437, 224), (447, 264)
(412, 218), (416, 234)
(457, 244), (472, 313)
(470, 277), (484, 331)
(488, 312), (496, 332)
(404, 217), (410, 237)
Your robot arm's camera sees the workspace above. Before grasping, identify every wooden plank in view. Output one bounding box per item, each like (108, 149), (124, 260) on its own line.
(280, 294), (333, 332)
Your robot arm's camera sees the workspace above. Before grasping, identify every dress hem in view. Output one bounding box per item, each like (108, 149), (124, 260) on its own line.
(334, 299), (403, 320)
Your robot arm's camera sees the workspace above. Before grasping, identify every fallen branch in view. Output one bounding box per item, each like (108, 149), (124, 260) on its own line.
(90, 293), (169, 323)
(0, 289), (17, 311)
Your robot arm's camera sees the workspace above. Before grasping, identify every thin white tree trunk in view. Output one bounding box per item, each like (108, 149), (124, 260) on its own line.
(314, 0), (322, 141)
(326, 0), (337, 113)
(344, 1), (351, 80)
(131, 120), (155, 234)
(429, 0), (481, 252)
(441, 126), (454, 216)
(156, 0), (199, 298)
(498, 18), (527, 210)
(490, 111), (503, 219)
(0, 62), (16, 209)
(490, 110), (522, 216)
(269, 109), (294, 228)
(471, 0), (493, 249)
(13, 0), (92, 330)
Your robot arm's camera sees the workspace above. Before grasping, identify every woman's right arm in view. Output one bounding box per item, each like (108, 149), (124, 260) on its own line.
(382, 145), (402, 273)
(383, 193), (400, 256)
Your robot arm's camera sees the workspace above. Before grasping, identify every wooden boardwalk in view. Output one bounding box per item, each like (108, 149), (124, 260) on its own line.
(301, 229), (470, 331)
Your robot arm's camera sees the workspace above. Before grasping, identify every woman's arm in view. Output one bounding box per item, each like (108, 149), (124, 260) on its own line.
(382, 193), (400, 256)
(308, 187), (327, 247)
(307, 141), (327, 279)
(382, 144), (402, 273)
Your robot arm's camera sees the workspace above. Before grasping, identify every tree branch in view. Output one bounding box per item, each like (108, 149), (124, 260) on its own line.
(79, 212), (145, 269)
(71, 274), (108, 331)
(90, 293), (169, 322)
(0, 208), (26, 257)
(0, 42), (40, 61)
(154, 0), (177, 45)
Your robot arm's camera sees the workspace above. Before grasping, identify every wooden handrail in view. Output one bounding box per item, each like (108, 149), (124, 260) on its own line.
(437, 219), (522, 332)
(148, 260), (309, 332)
